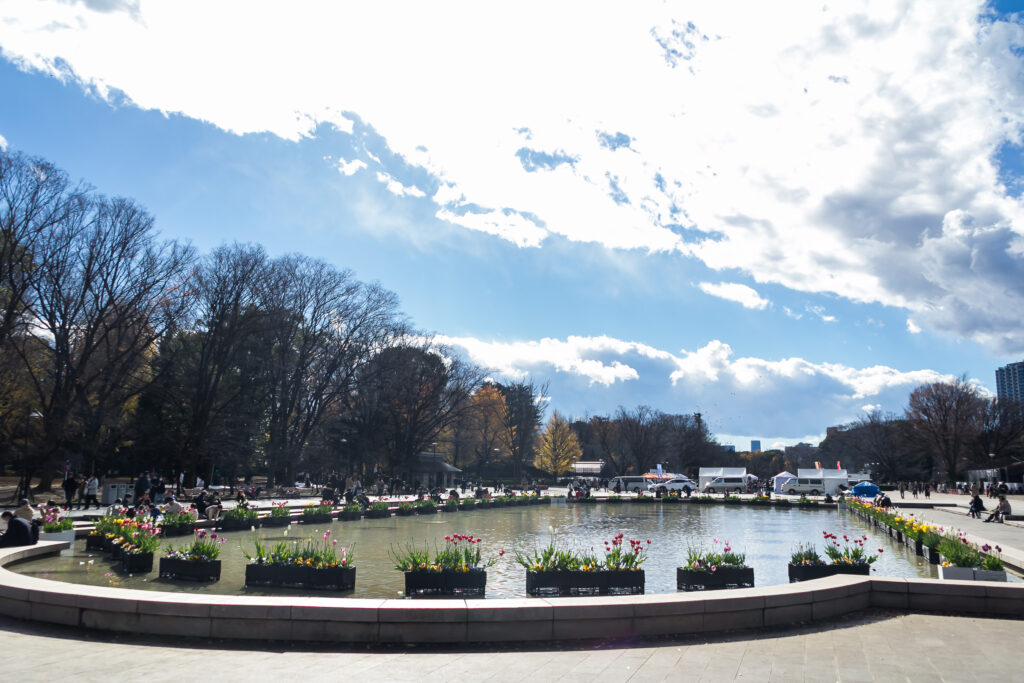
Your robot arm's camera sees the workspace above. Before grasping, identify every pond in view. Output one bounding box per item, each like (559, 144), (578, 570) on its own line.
(12, 501), (938, 597)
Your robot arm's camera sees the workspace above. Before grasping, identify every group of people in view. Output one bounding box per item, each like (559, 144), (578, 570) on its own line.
(60, 473), (101, 509)
(896, 481), (932, 499)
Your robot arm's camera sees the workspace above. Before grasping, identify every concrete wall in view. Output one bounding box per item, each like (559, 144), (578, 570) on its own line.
(1, 542), (1021, 644)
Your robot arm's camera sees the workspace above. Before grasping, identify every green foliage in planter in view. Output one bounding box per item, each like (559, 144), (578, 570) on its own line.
(222, 505), (259, 522)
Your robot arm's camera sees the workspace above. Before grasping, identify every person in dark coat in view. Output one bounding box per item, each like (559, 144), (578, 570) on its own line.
(0, 511), (36, 547)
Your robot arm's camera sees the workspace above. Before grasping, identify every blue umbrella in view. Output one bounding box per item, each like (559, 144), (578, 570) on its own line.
(850, 481), (880, 497)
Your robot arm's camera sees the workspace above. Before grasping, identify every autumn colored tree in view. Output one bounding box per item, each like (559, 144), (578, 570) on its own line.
(468, 383), (510, 478)
(534, 411), (582, 477)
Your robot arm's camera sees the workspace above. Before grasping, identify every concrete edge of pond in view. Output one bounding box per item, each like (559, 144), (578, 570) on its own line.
(1, 542), (1022, 644)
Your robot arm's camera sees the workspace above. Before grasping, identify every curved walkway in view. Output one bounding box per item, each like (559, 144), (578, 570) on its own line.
(1, 609), (1020, 681)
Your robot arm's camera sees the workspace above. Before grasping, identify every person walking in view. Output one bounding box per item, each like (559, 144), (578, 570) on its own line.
(61, 474), (79, 510)
(82, 475), (100, 509)
(898, 482), (906, 499)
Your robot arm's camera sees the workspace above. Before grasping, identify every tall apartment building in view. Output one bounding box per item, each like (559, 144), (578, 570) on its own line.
(995, 361), (1024, 403)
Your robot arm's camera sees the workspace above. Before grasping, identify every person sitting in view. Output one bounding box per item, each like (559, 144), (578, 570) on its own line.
(984, 495), (1011, 523)
(192, 491), (208, 517)
(14, 498), (35, 523)
(968, 494), (985, 519)
(0, 511), (36, 547)
(203, 493), (222, 520)
(106, 498), (126, 516)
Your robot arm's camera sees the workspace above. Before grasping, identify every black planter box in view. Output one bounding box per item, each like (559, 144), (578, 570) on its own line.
(244, 563), (356, 591)
(218, 517), (260, 531)
(337, 510), (362, 521)
(161, 523), (196, 537)
(85, 534), (106, 551)
(442, 505), (459, 513)
(457, 502), (475, 511)
(107, 539), (123, 559)
(404, 569), (486, 597)
(415, 506), (437, 515)
(261, 515), (292, 527)
(120, 552), (154, 574)
(677, 567), (755, 591)
(787, 563), (870, 582)
(365, 508), (391, 519)
(925, 545), (942, 564)
(159, 557), (221, 582)
(395, 507), (416, 517)
(525, 570), (645, 596)
(300, 513), (334, 524)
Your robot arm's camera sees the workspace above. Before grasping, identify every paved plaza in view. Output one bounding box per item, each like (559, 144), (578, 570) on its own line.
(3, 608), (1021, 681)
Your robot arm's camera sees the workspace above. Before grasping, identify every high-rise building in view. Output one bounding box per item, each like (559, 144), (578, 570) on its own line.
(751, 440), (761, 452)
(996, 361), (1024, 403)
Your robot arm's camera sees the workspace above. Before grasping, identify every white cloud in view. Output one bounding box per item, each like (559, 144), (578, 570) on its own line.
(439, 333), (958, 438)
(907, 319), (922, 334)
(807, 305), (837, 323)
(337, 157), (366, 176)
(0, 133), (7, 150)
(375, 171), (425, 198)
(2, 1), (1023, 349)
(698, 282), (770, 310)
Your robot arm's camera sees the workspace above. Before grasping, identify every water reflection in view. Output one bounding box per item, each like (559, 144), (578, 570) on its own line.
(12, 502), (937, 598)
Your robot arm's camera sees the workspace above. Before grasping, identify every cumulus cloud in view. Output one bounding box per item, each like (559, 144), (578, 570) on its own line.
(337, 157), (366, 176)
(375, 171), (425, 198)
(0, 133), (7, 151)
(698, 282), (770, 310)
(2, 1), (1023, 349)
(439, 333), (956, 439)
(907, 319), (922, 334)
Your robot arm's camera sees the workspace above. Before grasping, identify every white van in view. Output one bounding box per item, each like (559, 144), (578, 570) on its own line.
(782, 478), (826, 496)
(609, 476), (648, 493)
(703, 476), (745, 494)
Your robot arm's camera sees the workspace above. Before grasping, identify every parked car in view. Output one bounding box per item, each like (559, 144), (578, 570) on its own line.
(703, 476), (745, 494)
(649, 477), (697, 495)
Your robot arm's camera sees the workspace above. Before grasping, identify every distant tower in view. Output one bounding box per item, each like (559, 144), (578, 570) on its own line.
(751, 440), (761, 452)
(996, 361), (1024, 403)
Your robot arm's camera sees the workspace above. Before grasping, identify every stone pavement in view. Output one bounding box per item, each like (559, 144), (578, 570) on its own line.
(2, 609), (1020, 681)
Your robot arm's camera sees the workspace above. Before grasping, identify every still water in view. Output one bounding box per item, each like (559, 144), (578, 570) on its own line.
(13, 501), (938, 598)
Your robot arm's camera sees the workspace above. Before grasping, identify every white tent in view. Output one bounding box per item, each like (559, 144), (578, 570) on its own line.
(773, 471), (796, 494)
(698, 467), (748, 490)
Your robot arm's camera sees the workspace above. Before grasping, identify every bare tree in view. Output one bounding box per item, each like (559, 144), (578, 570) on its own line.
(906, 376), (985, 481)
(259, 255), (405, 484)
(973, 398), (1024, 466)
(17, 195), (195, 489)
(615, 405), (669, 474)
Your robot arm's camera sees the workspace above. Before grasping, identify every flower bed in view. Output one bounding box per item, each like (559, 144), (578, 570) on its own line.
(300, 500), (335, 525)
(218, 505), (260, 531)
(365, 502), (391, 519)
(786, 534), (879, 582)
(160, 510), (198, 537)
(244, 531), (355, 591)
(525, 569), (645, 596)
(395, 502), (416, 516)
(338, 505), (363, 521)
(678, 539), (753, 591)
(415, 500), (437, 515)
(393, 533), (498, 597)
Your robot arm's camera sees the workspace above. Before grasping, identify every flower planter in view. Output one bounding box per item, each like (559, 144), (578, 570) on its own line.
(404, 569), (487, 597)
(677, 567), (754, 591)
(442, 505), (459, 513)
(337, 510), (362, 521)
(525, 570), (645, 596)
(159, 557), (221, 582)
(365, 508), (391, 519)
(300, 513), (334, 525)
(973, 569), (1007, 582)
(40, 528), (76, 556)
(218, 517), (260, 531)
(120, 552), (154, 574)
(924, 546), (942, 565)
(244, 563), (356, 591)
(912, 539), (923, 556)
(938, 565), (975, 581)
(85, 534), (106, 551)
(395, 508), (416, 517)
(161, 523), (196, 537)
(261, 515), (292, 527)
(415, 506), (437, 515)
(787, 563), (870, 582)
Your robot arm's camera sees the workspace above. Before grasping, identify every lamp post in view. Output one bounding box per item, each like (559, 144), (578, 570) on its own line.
(13, 410), (42, 503)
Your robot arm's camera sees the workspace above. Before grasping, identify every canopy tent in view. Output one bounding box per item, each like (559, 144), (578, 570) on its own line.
(572, 461), (605, 476)
(850, 481), (880, 498)
(773, 471), (796, 494)
(698, 467), (748, 490)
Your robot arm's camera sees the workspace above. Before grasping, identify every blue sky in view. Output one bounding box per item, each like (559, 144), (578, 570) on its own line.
(2, 0), (1024, 449)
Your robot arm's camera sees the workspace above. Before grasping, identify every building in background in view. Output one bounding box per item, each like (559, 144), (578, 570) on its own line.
(750, 440), (761, 452)
(996, 361), (1024, 403)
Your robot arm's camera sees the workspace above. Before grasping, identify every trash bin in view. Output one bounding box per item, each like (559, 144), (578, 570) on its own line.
(101, 482), (131, 505)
